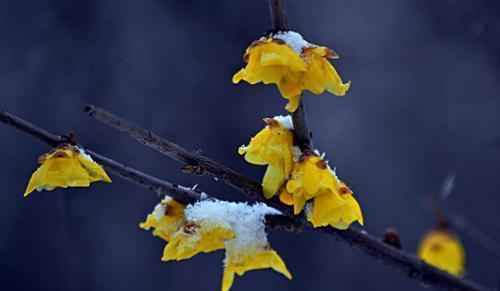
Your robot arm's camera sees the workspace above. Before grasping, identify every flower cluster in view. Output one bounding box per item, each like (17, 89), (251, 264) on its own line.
(233, 31), (350, 112)
(141, 197), (291, 291)
(24, 145), (111, 196)
(239, 116), (363, 230)
(418, 230), (465, 277)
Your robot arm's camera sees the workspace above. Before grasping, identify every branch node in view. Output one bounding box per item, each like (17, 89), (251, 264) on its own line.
(181, 164), (206, 175)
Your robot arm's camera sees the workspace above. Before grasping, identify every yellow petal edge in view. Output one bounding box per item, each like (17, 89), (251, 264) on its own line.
(233, 33), (350, 112)
(24, 145), (111, 196)
(418, 230), (465, 277)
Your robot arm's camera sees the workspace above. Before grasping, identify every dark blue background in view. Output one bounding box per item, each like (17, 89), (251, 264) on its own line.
(1, 0), (499, 290)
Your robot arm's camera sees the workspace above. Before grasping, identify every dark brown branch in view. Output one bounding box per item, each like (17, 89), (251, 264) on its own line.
(84, 105), (286, 211)
(291, 100), (312, 149)
(268, 0), (312, 149)
(268, 0), (289, 31)
(0, 108), (297, 231)
(83, 105), (488, 291)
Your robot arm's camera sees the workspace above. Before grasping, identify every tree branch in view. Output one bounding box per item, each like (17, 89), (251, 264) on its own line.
(291, 100), (313, 149)
(83, 105), (286, 210)
(82, 105), (488, 291)
(0, 108), (298, 231)
(268, 0), (289, 31)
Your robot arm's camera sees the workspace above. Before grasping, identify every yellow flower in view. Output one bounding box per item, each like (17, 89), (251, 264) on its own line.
(307, 183), (364, 230)
(302, 46), (350, 97)
(24, 145), (111, 196)
(233, 31), (350, 112)
(140, 197), (186, 241)
(163, 220), (235, 261)
(285, 153), (363, 229)
(286, 154), (338, 213)
(239, 117), (293, 199)
(140, 197), (235, 261)
(418, 230), (465, 277)
(185, 200), (291, 291)
(222, 246), (292, 291)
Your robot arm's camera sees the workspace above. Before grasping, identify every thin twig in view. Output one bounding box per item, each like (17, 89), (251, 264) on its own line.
(425, 198), (500, 264)
(451, 216), (500, 263)
(424, 199), (500, 262)
(83, 105), (488, 291)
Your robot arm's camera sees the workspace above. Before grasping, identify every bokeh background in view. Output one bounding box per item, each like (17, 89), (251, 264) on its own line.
(1, 0), (499, 290)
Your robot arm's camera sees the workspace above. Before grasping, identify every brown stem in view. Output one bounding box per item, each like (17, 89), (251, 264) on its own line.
(291, 99), (312, 150)
(267, 0), (313, 149)
(424, 199), (449, 230)
(82, 105), (487, 291)
(268, 0), (289, 31)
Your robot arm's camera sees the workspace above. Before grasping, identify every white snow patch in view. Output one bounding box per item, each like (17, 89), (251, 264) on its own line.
(178, 184), (198, 192)
(271, 31), (315, 55)
(328, 165), (340, 181)
(305, 202), (313, 218)
(273, 115), (293, 130)
(152, 196), (172, 220)
(313, 148), (326, 158)
(77, 147), (94, 161)
(185, 201), (281, 252)
(292, 146), (302, 162)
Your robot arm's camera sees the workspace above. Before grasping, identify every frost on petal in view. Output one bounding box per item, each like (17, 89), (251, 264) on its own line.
(418, 230), (465, 277)
(270, 31), (313, 55)
(185, 201), (291, 291)
(24, 145), (111, 197)
(140, 197), (233, 261)
(162, 220), (235, 261)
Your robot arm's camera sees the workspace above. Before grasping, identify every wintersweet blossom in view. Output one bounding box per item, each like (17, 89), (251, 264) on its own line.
(185, 200), (292, 291)
(239, 116), (293, 199)
(222, 246), (291, 291)
(284, 152), (363, 230)
(140, 197), (234, 261)
(24, 145), (111, 196)
(418, 230), (465, 277)
(139, 197), (187, 241)
(232, 31), (350, 112)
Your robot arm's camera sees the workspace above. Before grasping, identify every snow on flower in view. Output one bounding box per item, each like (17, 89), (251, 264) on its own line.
(140, 197), (234, 261)
(232, 30), (350, 112)
(186, 200), (291, 291)
(24, 145), (111, 196)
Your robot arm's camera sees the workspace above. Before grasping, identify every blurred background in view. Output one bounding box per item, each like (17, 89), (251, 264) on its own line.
(1, 0), (499, 290)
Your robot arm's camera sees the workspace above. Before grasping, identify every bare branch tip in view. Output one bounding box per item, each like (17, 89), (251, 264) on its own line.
(84, 104), (96, 115)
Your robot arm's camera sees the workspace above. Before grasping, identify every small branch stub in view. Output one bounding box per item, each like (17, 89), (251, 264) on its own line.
(383, 228), (403, 249)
